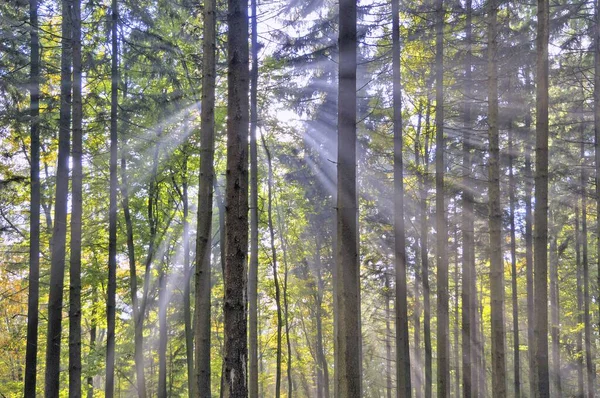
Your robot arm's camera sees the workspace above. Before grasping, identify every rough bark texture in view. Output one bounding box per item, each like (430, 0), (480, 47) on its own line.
(336, 0), (361, 395)
(194, 0), (216, 394)
(248, 0), (260, 394)
(105, 0), (118, 395)
(392, 0), (411, 394)
(69, 0), (83, 395)
(534, 0), (550, 395)
(24, 0), (40, 394)
(44, 0), (71, 395)
(222, 0), (250, 394)
(435, 0), (449, 395)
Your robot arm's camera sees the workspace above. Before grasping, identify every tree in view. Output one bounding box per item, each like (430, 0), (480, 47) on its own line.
(222, 0), (250, 394)
(24, 0), (40, 394)
(194, 0), (216, 393)
(336, 0), (360, 394)
(534, 0), (550, 395)
(44, 0), (72, 395)
(392, 0), (411, 393)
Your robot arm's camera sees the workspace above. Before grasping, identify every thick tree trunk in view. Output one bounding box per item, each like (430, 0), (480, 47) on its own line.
(392, 0), (411, 394)
(336, 0), (360, 395)
(44, 0), (72, 395)
(24, 0), (40, 394)
(222, 0), (250, 394)
(461, 2), (474, 395)
(508, 127), (520, 398)
(105, 0), (119, 395)
(435, 0), (449, 395)
(194, 0), (216, 394)
(69, 0), (83, 395)
(534, 0), (550, 394)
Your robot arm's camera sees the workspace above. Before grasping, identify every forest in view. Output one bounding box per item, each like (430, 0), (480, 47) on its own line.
(0, 0), (598, 396)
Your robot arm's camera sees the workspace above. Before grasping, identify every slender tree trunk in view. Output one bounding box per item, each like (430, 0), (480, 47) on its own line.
(44, 0), (72, 394)
(223, 0), (250, 394)
(461, 2), (474, 395)
(575, 194), (583, 398)
(314, 235), (330, 398)
(158, 267), (168, 398)
(508, 127), (520, 398)
(182, 151), (193, 397)
(248, 0), (260, 394)
(422, 101), (433, 398)
(453, 221), (460, 398)
(194, 0), (216, 394)
(24, 0), (41, 393)
(414, 103), (423, 398)
(385, 276), (393, 398)
(105, 0), (119, 395)
(69, 0), (83, 395)
(594, 1), (600, 396)
(534, 0), (550, 394)
(392, 0), (411, 393)
(524, 67), (535, 398)
(336, 0), (360, 394)
(435, 0), (449, 394)
(582, 128), (594, 398)
(87, 288), (97, 398)
(549, 212), (561, 396)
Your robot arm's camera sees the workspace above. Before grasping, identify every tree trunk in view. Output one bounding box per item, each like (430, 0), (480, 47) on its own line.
(158, 267), (168, 398)
(453, 221), (460, 398)
(594, 0), (600, 395)
(461, 1), (474, 395)
(581, 128), (593, 398)
(386, 276), (393, 398)
(24, 0), (40, 393)
(222, 0), (250, 394)
(414, 103), (423, 398)
(249, 0), (260, 394)
(195, 0), (216, 393)
(422, 100), (433, 398)
(549, 212), (561, 396)
(182, 151), (193, 397)
(69, 0), (83, 395)
(524, 67), (535, 398)
(105, 0), (119, 395)
(508, 127), (520, 398)
(534, 0), (550, 394)
(575, 191), (583, 398)
(435, 0), (449, 394)
(87, 288), (97, 398)
(44, 0), (72, 394)
(313, 234), (330, 398)
(392, 0), (411, 394)
(336, 0), (360, 394)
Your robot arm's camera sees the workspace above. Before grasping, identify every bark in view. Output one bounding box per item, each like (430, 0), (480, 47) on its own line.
(594, 0), (600, 395)
(385, 278), (392, 398)
(182, 152), (193, 397)
(461, 2), (474, 395)
(248, 0), (260, 394)
(549, 212), (561, 396)
(534, 0), (550, 394)
(414, 103), (423, 398)
(44, 0), (71, 395)
(222, 0), (250, 394)
(105, 0), (119, 395)
(582, 128), (593, 398)
(194, 0), (216, 394)
(453, 221), (460, 398)
(435, 0), (449, 394)
(69, 0), (83, 394)
(507, 127), (521, 398)
(392, 0), (411, 394)
(336, 0), (360, 394)
(575, 197), (583, 398)
(87, 288), (97, 398)
(422, 100), (433, 398)
(24, 0), (40, 393)
(158, 267), (168, 398)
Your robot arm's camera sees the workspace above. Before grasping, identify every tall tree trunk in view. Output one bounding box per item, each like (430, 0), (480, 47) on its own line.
(87, 288), (97, 398)
(534, 0), (550, 394)
(549, 212), (561, 396)
(575, 193), (583, 398)
(105, 0), (119, 395)
(392, 0), (411, 394)
(194, 0), (216, 393)
(435, 0), (449, 394)
(581, 129), (593, 398)
(336, 0), (360, 394)
(44, 0), (72, 394)
(594, 0), (600, 395)
(422, 100), (433, 398)
(158, 268), (168, 398)
(385, 276), (393, 398)
(453, 221), (460, 398)
(488, 1), (507, 395)
(508, 127), (520, 398)
(24, 0), (40, 393)
(524, 67), (535, 398)
(262, 136), (283, 398)
(248, 0), (260, 394)
(414, 102), (423, 398)
(313, 234), (330, 398)
(223, 0), (250, 394)
(69, 0), (83, 394)
(461, 1), (474, 395)
(182, 151), (193, 397)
